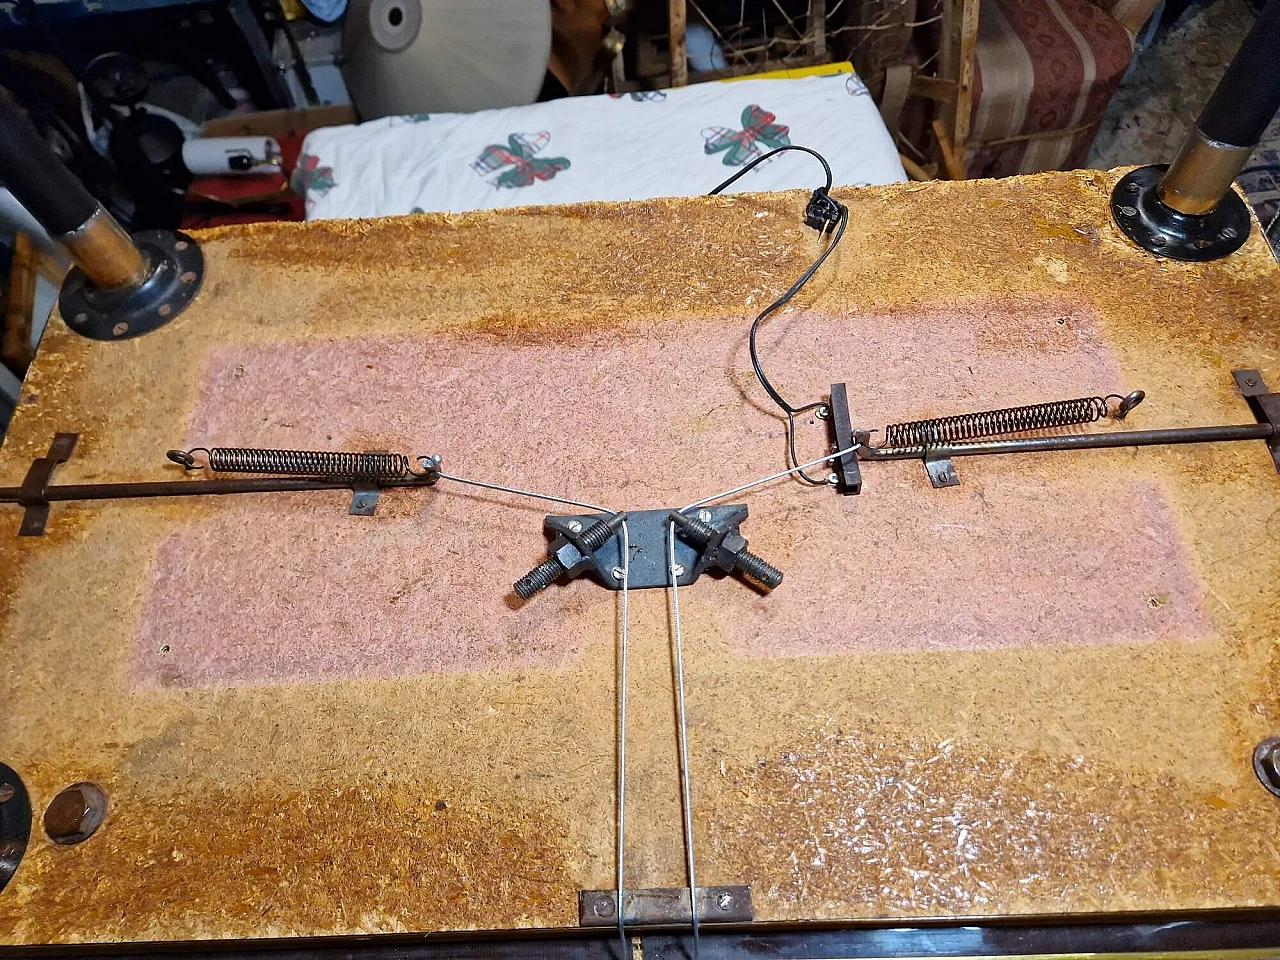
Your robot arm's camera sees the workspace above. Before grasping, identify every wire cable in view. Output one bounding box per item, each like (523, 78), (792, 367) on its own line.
(707, 144), (834, 196)
(434, 471), (613, 514)
(752, 205), (848, 484)
(682, 441), (861, 512)
(707, 147), (850, 486)
(667, 518), (700, 959)
(616, 517), (632, 960)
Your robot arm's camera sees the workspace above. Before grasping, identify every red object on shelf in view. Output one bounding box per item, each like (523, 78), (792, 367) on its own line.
(180, 133), (308, 228)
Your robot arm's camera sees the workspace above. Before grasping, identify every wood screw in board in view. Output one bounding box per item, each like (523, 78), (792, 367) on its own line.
(1254, 739), (1280, 797)
(44, 782), (108, 845)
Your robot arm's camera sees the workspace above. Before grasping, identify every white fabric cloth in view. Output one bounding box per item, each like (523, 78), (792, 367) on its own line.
(295, 72), (905, 220)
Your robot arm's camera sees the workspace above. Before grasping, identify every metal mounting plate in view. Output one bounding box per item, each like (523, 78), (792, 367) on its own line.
(1112, 165), (1251, 262)
(579, 886), (753, 926)
(61, 230), (204, 341)
(0, 763), (31, 894)
(546, 505), (748, 590)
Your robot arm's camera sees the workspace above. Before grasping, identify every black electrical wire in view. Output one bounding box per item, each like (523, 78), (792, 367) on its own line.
(708, 144), (834, 196)
(707, 145), (848, 485)
(1239, 164), (1280, 179)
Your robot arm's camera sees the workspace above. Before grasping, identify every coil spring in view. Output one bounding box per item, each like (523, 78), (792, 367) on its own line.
(883, 393), (1142, 448)
(167, 446), (417, 479)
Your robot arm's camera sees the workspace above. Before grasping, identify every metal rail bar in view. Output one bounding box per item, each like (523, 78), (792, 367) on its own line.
(0, 476), (439, 504)
(856, 423), (1274, 460)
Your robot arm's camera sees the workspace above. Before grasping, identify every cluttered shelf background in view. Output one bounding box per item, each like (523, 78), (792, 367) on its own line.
(1, 0), (1276, 434)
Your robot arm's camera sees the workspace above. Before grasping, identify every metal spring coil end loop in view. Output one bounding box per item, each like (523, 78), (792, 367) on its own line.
(1106, 390), (1146, 420)
(167, 448), (210, 470)
(414, 454), (443, 478)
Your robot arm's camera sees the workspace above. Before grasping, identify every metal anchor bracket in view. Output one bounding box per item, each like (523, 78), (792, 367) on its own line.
(1234, 369), (1280, 472)
(514, 505), (782, 596)
(17, 433), (79, 536)
(826, 372), (1278, 491)
(579, 886), (753, 926)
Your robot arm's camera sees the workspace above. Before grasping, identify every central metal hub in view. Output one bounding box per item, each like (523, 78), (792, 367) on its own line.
(542, 505), (749, 591)
(1110, 165), (1251, 262)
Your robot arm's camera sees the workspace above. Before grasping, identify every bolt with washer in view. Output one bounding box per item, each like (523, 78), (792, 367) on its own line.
(716, 892), (735, 911)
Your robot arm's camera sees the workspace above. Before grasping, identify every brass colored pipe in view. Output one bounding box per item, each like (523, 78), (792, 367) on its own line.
(56, 206), (150, 292)
(1156, 130), (1253, 216)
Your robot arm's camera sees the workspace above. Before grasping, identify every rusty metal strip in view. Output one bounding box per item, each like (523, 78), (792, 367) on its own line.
(17, 432), (78, 536)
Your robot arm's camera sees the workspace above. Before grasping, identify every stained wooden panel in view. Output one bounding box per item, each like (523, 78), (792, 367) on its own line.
(0, 171), (1278, 944)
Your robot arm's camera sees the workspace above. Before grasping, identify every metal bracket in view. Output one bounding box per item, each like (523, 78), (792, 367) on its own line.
(1233, 369), (1280, 473)
(543, 505), (749, 591)
(17, 433), (78, 536)
(827, 383), (862, 495)
(348, 485), (379, 516)
(348, 450), (388, 515)
(923, 450), (959, 488)
(579, 886), (753, 927)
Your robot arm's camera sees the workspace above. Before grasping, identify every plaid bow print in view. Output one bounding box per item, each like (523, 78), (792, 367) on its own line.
(702, 105), (792, 166)
(471, 132), (571, 189)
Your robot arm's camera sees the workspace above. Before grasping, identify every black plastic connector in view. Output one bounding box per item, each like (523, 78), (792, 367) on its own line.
(804, 188), (844, 233)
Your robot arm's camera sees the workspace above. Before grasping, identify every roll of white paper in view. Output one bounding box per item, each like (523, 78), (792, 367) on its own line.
(182, 137), (282, 175)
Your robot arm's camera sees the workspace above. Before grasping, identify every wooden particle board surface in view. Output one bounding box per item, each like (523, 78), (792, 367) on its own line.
(1, 169), (1279, 945)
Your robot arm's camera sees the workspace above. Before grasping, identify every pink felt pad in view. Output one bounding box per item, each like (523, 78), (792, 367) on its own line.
(131, 301), (1209, 687)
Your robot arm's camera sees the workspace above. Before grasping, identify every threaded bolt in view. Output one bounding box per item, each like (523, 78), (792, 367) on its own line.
(734, 551), (784, 589)
(514, 557), (565, 599)
(577, 515), (623, 552)
(670, 513), (783, 589)
(513, 514), (623, 599)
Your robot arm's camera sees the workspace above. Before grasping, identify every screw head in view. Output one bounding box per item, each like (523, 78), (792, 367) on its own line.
(44, 782), (108, 845)
(593, 896), (617, 918)
(827, 472), (839, 485)
(1254, 738), (1280, 797)
(1126, 181), (1140, 193)
(112, 321), (129, 337)
(567, 520), (583, 534)
(611, 566), (625, 581)
(697, 509), (713, 523)
(73, 312), (88, 324)
(672, 563), (685, 577)
(0, 784), (12, 803)
(174, 240), (188, 251)
(180, 270), (198, 284)
(1246, 377), (1258, 387)
(815, 406), (830, 420)
(1221, 226), (1239, 240)
(1151, 235), (1167, 247)
(1119, 205), (1138, 217)
(716, 892), (734, 911)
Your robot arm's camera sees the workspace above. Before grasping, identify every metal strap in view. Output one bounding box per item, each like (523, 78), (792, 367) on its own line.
(17, 433), (78, 537)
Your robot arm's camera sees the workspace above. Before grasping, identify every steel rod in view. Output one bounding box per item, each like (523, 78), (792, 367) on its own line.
(857, 423), (1274, 460)
(0, 476), (438, 504)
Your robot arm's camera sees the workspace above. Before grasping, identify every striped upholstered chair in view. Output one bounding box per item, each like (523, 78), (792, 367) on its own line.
(958, 0), (1160, 176)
